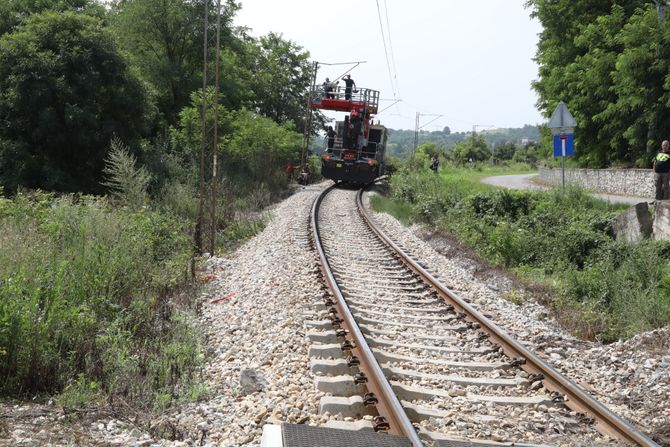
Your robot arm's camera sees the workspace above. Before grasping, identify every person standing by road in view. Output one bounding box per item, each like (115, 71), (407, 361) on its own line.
(654, 140), (670, 200)
(430, 153), (439, 173)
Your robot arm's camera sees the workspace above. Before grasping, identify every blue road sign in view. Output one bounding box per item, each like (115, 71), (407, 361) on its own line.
(553, 134), (574, 157)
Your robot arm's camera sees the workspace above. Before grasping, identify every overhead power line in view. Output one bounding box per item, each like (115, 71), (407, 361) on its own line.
(383, 0), (401, 98)
(375, 0), (397, 99)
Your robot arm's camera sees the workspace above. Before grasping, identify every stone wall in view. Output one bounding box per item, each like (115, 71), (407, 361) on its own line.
(538, 167), (654, 198)
(614, 201), (670, 242)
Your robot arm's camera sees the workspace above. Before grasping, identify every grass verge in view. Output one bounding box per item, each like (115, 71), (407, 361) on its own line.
(0, 191), (204, 413)
(374, 165), (670, 342)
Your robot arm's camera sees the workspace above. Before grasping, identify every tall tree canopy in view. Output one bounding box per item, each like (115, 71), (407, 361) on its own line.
(110, 0), (240, 124)
(0, 11), (151, 192)
(526, 0), (670, 167)
(0, 0), (104, 36)
(0, 0), (317, 195)
(247, 32), (313, 131)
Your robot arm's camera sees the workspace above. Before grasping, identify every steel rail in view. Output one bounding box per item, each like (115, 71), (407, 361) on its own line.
(356, 188), (660, 447)
(311, 185), (424, 447)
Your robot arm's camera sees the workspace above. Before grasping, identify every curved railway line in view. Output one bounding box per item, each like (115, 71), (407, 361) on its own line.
(304, 183), (659, 447)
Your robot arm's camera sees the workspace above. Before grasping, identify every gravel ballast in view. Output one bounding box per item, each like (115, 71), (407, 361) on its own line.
(1, 183), (668, 446)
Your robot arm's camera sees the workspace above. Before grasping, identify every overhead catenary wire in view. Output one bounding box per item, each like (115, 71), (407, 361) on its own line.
(318, 61), (368, 66)
(383, 0), (400, 98)
(375, 0), (397, 100)
(376, 99), (403, 116)
(316, 60), (366, 84)
(419, 114), (443, 130)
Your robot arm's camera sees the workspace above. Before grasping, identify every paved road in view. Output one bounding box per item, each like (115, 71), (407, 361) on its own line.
(481, 173), (651, 205)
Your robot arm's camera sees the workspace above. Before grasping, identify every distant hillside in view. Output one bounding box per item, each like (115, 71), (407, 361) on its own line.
(386, 125), (540, 158)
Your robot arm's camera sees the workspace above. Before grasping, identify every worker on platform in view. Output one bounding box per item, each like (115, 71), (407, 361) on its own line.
(343, 74), (356, 100)
(322, 78), (333, 99)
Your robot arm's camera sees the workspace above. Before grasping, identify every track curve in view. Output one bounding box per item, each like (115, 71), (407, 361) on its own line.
(309, 184), (659, 447)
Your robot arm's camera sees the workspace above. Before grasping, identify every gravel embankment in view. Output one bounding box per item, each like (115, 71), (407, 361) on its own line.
(364, 191), (670, 446)
(1, 183), (668, 446)
(1, 183), (330, 447)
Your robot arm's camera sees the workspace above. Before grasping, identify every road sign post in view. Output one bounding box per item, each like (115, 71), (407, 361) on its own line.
(548, 101), (577, 193)
(561, 136), (566, 191)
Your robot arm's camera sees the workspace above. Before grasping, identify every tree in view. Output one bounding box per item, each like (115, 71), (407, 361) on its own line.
(608, 7), (670, 165)
(249, 32), (313, 130)
(0, 12), (151, 193)
(493, 142), (517, 162)
(526, 0), (643, 112)
(526, 0), (670, 167)
(102, 137), (152, 210)
(225, 109), (302, 187)
(512, 142), (539, 165)
(170, 89), (301, 192)
(110, 0), (240, 124)
(0, 0), (103, 36)
(450, 134), (491, 165)
(416, 142), (439, 161)
(560, 6), (625, 167)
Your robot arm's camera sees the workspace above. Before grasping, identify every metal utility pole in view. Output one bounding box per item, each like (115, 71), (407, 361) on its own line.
(301, 61), (318, 168)
(195, 0), (222, 256)
(209, 0), (222, 256)
(195, 0), (209, 256)
(413, 112), (420, 157)
(413, 113), (442, 157)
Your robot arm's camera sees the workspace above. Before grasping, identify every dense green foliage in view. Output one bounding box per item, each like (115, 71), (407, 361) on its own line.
(169, 90), (302, 203)
(386, 125), (541, 159)
(0, 0), (105, 36)
(249, 33), (313, 131)
(380, 167), (670, 341)
(0, 0), (312, 196)
(449, 134), (493, 165)
(527, 0), (670, 167)
(0, 11), (151, 193)
(110, 0), (240, 123)
(0, 0), (315, 411)
(0, 192), (203, 406)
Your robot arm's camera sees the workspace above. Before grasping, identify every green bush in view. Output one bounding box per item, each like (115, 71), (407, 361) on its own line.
(221, 214), (268, 250)
(102, 138), (152, 210)
(560, 241), (670, 341)
(0, 192), (202, 408)
(384, 168), (670, 341)
(370, 195), (413, 226)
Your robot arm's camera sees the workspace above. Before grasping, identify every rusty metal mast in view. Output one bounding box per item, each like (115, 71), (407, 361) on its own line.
(195, 0), (222, 256)
(301, 61), (318, 167)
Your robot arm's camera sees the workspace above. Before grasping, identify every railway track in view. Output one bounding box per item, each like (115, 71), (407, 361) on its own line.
(306, 184), (659, 447)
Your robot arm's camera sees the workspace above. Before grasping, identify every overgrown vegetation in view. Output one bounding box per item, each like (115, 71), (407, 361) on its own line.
(0, 191), (204, 410)
(376, 165), (670, 342)
(0, 0), (316, 413)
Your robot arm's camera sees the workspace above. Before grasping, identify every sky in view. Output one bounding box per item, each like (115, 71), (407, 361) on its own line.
(234, 1), (544, 133)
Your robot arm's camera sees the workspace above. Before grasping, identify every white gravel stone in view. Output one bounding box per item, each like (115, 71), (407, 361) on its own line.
(2, 182), (668, 446)
(364, 188), (670, 445)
